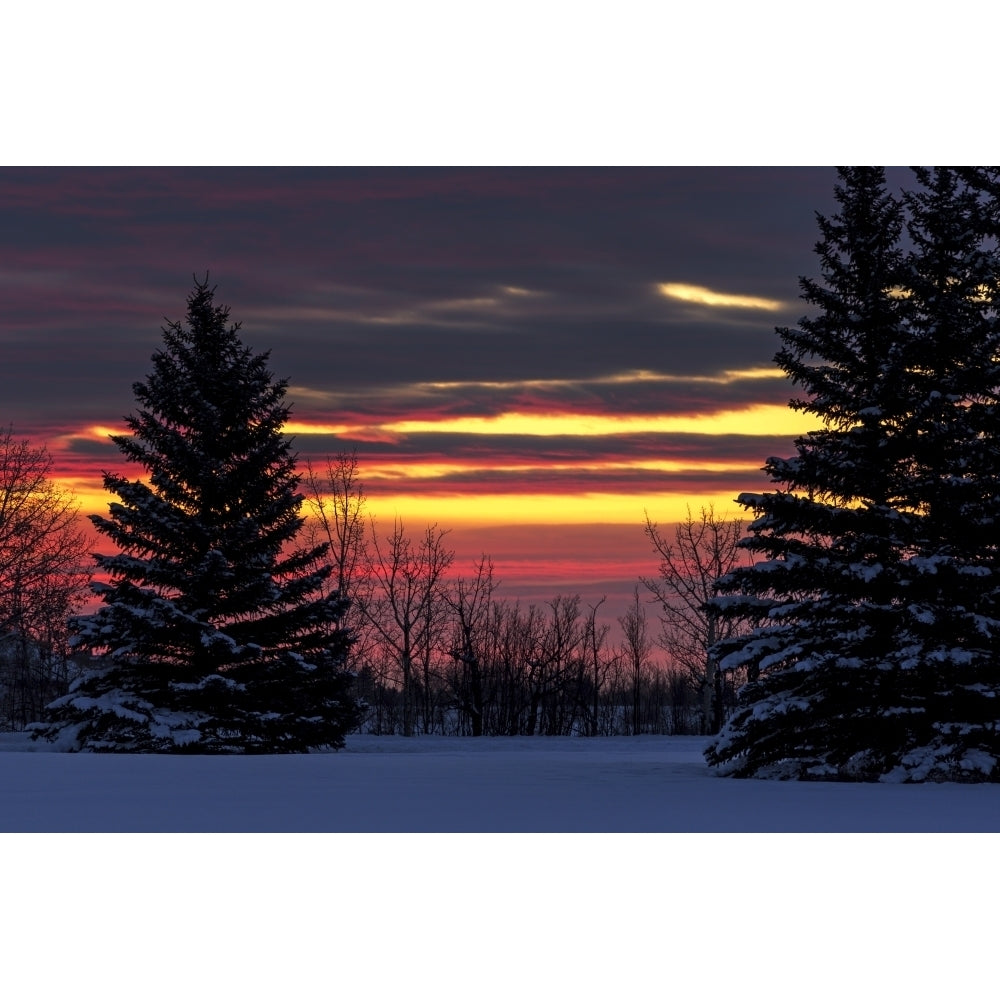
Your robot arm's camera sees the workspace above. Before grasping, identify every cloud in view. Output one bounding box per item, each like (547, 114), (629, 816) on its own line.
(362, 489), (750, 528)
(248, 283), (551, 332)
(2, 167), (827, 440)
(347, 404), (805, 439)
(287, 366), (792, 424)
(657, 282), (787, 312)
(414, 365), (785, 393)
(2, 168), (839, 542)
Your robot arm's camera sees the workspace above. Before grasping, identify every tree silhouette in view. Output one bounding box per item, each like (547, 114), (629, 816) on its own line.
(34, 277), (358, 752)
(707, 167), (1000, 781)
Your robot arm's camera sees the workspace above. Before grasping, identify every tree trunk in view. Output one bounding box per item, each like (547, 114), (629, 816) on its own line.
(468, 656), (484, 737)
(401, 650), (413, 737)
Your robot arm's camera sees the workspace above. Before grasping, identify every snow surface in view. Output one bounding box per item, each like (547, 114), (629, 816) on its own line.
(1, 732), (997, 832)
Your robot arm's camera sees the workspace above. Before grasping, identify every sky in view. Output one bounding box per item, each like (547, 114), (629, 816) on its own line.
(11, 164), (959, 635)
(0, 166), (871, 618)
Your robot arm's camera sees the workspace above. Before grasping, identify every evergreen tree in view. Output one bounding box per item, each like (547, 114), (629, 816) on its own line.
(882, 167), (1000, 778)
(705, 167), (1000, 781)
(33, 277), (359, 752)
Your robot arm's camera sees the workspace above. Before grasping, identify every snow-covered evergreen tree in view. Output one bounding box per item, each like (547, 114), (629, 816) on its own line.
(705, 167), (1000, 781)
(32, 277), (359, 752)
(882, 167), (1000, 779)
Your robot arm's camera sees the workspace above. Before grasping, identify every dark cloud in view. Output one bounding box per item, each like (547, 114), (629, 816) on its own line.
(1, 166), (837, 380)
(287, 366), (793, 423)
(0, 166), (842, 523)
(286, 429), (785, 465)
(357, 465), (759, 498)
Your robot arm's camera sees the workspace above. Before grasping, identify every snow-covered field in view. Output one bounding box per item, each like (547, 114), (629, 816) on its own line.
(6, 732), (995, 998)
(1, 731), (997, 831)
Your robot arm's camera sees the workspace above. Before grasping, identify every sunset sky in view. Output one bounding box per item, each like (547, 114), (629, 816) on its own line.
(3, 6), (982, 972)
(0, 166), (903, 620)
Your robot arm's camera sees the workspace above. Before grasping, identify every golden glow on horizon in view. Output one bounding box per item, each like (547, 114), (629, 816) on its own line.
(52, 478), (112, 517)
(362, 490), (747, 527)
(77, 400), (809, 447)
(56, 393), (802, 528)
(286, 403), (812, 440)
(60, 473), (749, 527)
(658, 282), (785, 312)
(283, 421), (355, 437)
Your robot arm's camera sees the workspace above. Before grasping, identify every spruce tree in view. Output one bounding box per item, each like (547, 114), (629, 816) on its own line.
(705, 167), (1000, 781)
(883, 167), (1000, 778)
(34, 277), (359, 752)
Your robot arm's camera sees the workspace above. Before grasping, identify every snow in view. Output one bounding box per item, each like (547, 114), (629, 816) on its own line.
(850, 560), (883, 581)
(0, 732), (996, 832)
(6, 738), (992, 995)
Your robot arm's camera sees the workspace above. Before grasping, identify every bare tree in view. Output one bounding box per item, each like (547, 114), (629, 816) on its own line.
(578, 597), (610, 736)
(618, 586), (653, 735)
(304, 450), (367, 597)
(641, 505), (746, 735)
(483, 599), (546, 735)
(303, 451), (371, 663)
(363, 518), (454, 736)
(446, 555), (497, 737)
(296, 468), (756, 739)
(0, 429), (91, 729)
(525, 594), (584, 736)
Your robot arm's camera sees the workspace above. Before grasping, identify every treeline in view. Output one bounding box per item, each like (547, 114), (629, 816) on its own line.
(352, 590), (739, 737)
(0, 428), (90, 732)
(305, 454), (748, 738)
(1, 441), (748, 739)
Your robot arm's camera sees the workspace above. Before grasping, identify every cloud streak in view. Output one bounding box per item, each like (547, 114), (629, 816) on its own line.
(47, 359), (809, 530)
(657, 282), (787, 312)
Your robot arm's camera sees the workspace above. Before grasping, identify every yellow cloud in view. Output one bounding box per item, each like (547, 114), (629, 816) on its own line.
(363, 490), (750, 527)
(284, 421), (354, 437)
(658, 282), (785, 312)
(284, 402), (810, 441)
(370, 404), (809, 439)
(52, 478), (116, 516)
(69, 425), (125, 443)
(66, 469), (755, 527)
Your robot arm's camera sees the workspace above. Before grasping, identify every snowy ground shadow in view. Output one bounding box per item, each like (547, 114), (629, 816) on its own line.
(1, 735), (996, 832)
